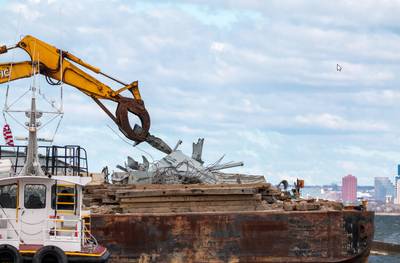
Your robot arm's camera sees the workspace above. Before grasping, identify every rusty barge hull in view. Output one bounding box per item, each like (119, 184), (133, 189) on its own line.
(91, 210), (374, 263)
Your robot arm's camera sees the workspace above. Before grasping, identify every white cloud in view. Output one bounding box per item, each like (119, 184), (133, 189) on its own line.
(295, 113), (388, 132)
(354, 90), (400, 106)
(336, 146), (400, 163)
(7, 2), (42, 22)
(337, 161), (357, 172)
(237, 130), (280, 150)
(210, 42), (226, 52)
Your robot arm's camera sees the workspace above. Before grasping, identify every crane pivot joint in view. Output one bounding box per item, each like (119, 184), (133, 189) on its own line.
(113, 81), (142, 100)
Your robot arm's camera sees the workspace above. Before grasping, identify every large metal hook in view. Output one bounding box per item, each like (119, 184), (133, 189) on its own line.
(92, 96), (150, 143)
(115, 97), (150, 142)
(92, 94), (172, 154)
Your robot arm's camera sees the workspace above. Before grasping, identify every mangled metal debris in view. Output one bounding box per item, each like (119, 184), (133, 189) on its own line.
(111, 138), (266, 185)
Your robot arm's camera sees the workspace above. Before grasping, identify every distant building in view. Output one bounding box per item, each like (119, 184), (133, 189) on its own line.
(342, 174), (357, 203)
(395, 165), (400, 203)
(396, 180), (400, 205)
(374, 177), (395, 203)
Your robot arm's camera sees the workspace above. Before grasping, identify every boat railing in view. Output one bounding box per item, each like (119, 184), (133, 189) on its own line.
(0, 216), (87, 250)
(0, 145), (89, 177)
(44, 218), (82, 242)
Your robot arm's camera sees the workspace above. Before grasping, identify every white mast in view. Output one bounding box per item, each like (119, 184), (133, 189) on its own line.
(20, 83), (45, 176)
(3, 50), (64, 176)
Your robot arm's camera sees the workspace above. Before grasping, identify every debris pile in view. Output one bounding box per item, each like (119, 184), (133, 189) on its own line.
(83, 138), (358, 215)
(83, 183), (346, 214)
(111, 138), (265, 185)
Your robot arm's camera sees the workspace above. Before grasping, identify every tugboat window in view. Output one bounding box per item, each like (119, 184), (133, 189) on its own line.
(24, 184), (46, 209)
(0, 184), (17, 208)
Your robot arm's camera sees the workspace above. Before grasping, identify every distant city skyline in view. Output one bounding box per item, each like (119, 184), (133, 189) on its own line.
(303, 170), (400, 204)
(304, 165), (400, 187)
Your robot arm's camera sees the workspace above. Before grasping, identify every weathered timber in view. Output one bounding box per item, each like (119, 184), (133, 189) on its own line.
(119, 200), (261, 209)
(116, 188), (258, 198)
(102, 198), (120, 204)
(121, 204), (268, 213)
(118, 194), (262, 203)
(83, 184), (346, 214)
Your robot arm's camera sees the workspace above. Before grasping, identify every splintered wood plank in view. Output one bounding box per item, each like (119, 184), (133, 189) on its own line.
(119, 194), (262, 203)
(119, 200), (261, 209)
(121, 203), (267, 213)
(116, 188), (258, 198)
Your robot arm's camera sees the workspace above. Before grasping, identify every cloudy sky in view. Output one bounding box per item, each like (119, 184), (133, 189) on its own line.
(1, 0), (400, 185)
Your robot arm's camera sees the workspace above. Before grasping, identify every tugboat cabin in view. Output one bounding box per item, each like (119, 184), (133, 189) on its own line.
(0, 145), (109, 262)
(0, 174), (109, 262)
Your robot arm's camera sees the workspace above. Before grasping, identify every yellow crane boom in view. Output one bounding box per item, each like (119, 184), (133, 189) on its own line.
(0, 35), (171, 153)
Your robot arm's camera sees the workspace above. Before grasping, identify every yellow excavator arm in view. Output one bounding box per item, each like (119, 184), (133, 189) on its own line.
(0, 35), (171, 153)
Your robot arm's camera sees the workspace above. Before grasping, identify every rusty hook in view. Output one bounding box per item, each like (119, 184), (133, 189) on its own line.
(92, 96), (150, 143)
(115, 97), (150, 142)
(93, 95), (172, 153)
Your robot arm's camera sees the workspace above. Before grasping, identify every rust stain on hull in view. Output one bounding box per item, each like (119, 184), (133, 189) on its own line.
(91, 210), (374, 263)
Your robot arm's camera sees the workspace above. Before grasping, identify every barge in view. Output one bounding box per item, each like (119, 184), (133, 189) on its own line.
(84, 183), (374, 263)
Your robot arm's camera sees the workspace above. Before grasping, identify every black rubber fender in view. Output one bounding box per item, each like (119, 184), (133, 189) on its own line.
(0, 244), (23, 263)
(32, 246), (67, 263)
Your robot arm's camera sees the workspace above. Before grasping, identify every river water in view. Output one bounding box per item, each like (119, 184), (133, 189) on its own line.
(369, 215), (400, 263)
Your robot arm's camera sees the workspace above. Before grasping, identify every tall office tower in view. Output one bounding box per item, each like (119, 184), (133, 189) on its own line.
(342, 174), (357, 203)
(396, 181), (400, 204)
(396, 165), (400, 204)
(374, 177), (395, 203)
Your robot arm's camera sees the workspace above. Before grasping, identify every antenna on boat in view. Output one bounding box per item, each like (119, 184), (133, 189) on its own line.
(19, 57), (45, 176)
(20, 78), (45, 176)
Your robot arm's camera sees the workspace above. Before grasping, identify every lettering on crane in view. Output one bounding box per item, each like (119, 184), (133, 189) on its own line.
(0, 68), (10, 79)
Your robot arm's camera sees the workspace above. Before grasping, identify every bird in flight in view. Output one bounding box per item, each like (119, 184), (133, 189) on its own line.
(336, 64), (343, 72)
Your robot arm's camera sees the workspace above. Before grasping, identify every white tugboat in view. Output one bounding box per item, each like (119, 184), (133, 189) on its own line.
(0, 85), (109, 262)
